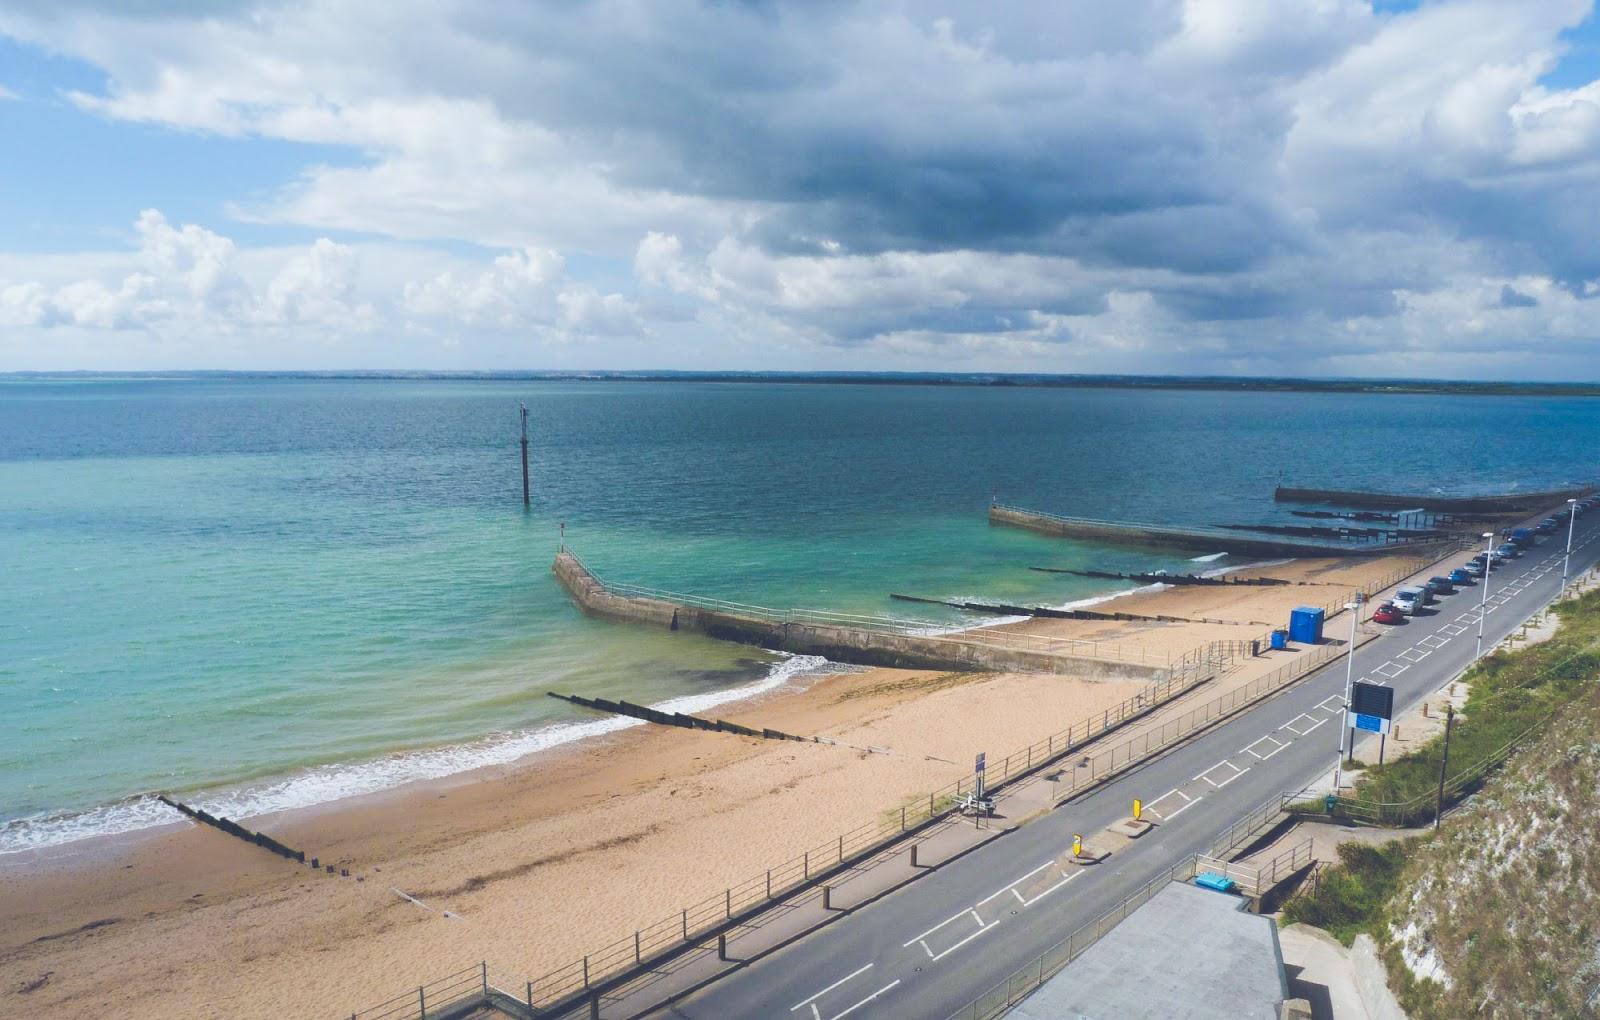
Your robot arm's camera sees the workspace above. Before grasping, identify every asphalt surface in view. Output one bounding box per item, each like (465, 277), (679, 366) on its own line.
(666, 510), (1600, 1020)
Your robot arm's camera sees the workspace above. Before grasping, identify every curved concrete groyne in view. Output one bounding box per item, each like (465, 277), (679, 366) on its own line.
(1274, 485), (1591, 514)
(988, 505), (1419, 557)
(552, 551), (1168, 679)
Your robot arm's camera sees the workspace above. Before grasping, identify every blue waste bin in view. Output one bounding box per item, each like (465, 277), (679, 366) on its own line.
(1270, 629), (1288, 650)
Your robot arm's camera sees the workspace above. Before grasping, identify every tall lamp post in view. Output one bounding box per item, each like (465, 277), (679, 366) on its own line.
(1563, 498), (1578, 584)
(1334, 594), (1363, 791)
(1475, 531), (1495, 659)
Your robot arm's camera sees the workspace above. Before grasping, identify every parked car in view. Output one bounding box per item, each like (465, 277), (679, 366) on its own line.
(1463, 560), (1486, 577)
(1448, 567), (1474, 585)
(1393, 586), (1427, 614)
(1510, 527), (1536, 547)
(1496, 542), (1522, 560)
(1427, 575), (1456, 596)
(1536, 519), (1558, 534)
(1372, 602), (1405, 624)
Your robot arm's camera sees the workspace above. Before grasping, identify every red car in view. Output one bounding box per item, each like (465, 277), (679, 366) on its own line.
(1372, 602), (1405, 625)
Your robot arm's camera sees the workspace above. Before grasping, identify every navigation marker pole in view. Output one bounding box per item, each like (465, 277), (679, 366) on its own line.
(519, 402), (531, 508)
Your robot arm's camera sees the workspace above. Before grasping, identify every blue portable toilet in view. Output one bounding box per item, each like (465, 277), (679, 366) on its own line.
(1289, 606), (1325, 644)
(1270, 629), (1289, 650)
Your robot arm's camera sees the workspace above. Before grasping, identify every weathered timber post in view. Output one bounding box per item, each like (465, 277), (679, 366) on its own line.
(519, 402), (531, 507)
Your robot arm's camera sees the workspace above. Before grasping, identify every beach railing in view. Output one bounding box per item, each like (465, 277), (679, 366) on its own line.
(945, 790), (1291, 1020)
(347, 963), (490, 1020)
(1048, 642), (1346, 805)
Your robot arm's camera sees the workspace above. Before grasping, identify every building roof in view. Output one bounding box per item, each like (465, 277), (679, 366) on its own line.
(1009, 880), (1287, 1020)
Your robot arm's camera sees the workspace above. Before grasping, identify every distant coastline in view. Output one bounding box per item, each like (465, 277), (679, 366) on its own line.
(6, 369), (1600, 397)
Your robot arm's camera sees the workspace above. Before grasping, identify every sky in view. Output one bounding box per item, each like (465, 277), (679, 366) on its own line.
(0, 1), (1598, 377)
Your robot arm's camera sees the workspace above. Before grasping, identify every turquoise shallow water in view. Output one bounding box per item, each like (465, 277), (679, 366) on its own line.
(3, 377), (1597, 851)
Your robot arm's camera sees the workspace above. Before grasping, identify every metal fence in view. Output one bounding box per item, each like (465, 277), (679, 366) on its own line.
(1196, 838), (1315, 896)
(1049, 642), (1347, 805)
(518, 660), (1224, 1010)
(946, 791), (1292, 1020)
(348, 964), (491, 1020)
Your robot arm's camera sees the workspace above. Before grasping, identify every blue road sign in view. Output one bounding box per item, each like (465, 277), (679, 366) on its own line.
(1354, 713), (1389, 734)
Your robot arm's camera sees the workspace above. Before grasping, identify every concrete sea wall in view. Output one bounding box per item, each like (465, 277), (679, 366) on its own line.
(552, 551), (1166, 680)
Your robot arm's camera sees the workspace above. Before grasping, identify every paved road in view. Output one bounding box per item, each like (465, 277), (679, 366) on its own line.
(666, 510), (1600, 1020)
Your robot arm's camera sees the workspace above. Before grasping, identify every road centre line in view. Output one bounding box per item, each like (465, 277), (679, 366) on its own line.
(1316, 695), (1344, 714)
(1420, 635), (1448, 649)
(792, 964), (875, 1012)
(830, 980), (901, 1020)
(919, 921), (993, 962)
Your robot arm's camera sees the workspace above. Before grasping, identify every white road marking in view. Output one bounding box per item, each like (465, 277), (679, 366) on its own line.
(792, 964), (875, 1012)
(902, 909), (983, 950)
(1374, 661), (1408, 678)
(1242, 734), (1288, 760)
(975, 862), (1052, 908)
(831, 980), (901, 1020)
(1398, 647), (1429, 663)
(1194, 760), (1249, 789)
(1421, 634), (1449, 647)
(1282, 713), (1325, 736)
(1012, 869), (1083, 907)
(1316, 695), (1345, 715)
(1144, 787), (1198, 821)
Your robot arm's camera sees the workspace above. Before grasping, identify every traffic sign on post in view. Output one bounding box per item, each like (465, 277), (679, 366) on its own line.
(975, 752), (986, 774)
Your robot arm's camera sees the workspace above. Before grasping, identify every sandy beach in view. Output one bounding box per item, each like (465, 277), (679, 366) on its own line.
(0, 547), (1438, 1019)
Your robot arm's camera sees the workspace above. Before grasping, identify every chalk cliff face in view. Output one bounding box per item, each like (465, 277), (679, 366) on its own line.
(1384, 683), (1600, 1019)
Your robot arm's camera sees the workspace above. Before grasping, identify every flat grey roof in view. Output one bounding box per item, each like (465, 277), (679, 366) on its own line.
(1010, 880), (1286, 1020)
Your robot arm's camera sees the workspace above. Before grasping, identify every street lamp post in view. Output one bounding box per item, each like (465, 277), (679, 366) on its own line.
(1564, 498), (1578, 584)
(1334, 595), (1363, 791)
(1475, 531), (1494, 659)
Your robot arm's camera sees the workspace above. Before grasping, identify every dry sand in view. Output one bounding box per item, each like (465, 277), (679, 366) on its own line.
(0, 547), (1440, 1019)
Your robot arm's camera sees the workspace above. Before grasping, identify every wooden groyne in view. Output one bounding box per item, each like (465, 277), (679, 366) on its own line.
(547, 692), (809, 741)
(552, 550), (1168, 679)
(1273, 485), (1590, 514)
(889, 593), (1259, 627)
(988, 504), (1410, 557)
(157, 795), (307, 864)
(1027, 567), (1290, 586)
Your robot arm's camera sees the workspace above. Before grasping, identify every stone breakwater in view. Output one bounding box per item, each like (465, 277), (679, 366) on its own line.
(551, 551), (1168, 680)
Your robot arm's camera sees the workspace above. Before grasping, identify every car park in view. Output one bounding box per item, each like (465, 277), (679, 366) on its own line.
(1427, 575), (1455, 596)
(1393, 586), (1426, 614)
(1372, 602), (1405, 624)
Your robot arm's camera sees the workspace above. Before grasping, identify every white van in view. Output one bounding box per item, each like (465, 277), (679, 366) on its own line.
(1393, 586), (1426, 615)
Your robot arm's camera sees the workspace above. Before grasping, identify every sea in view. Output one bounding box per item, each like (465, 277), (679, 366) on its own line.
(3, 375), (1596, 853)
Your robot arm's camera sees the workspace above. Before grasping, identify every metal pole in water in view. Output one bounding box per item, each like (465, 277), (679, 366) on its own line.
(520, 402), (531, 508)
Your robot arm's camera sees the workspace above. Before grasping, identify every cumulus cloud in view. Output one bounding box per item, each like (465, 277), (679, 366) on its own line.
(1, 1), (1599, 373)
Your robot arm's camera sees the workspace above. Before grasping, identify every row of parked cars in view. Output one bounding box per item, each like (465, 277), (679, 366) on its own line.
(1366, 497), (1600, 624)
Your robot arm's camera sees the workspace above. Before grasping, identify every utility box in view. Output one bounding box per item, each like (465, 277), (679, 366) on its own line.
(1289, 606), (1325, 644)
(1270, 629), (1289, 651)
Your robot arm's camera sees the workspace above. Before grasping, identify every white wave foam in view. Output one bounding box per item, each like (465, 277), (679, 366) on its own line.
(1190, 552), (1228, 562)
(1043, 582), (1168, 612)
(0, 654), (846, 856)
